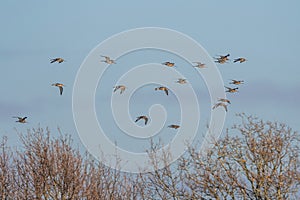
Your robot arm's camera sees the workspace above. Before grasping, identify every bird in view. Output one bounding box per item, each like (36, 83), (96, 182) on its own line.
(230, 79), (244, 85)
(215, 58), (227, 64)
(218, 98), (231, 104)
(168, 124), (180, 129)
(218, 54), (230, 60)
(155, 86), (169, 95)
(193, 62), (206, 68)
(101, 55), (116, 64)
(13, 116), (27, 123)
(225, 86), (239, 93)
(52, 83), (65, 95)
(176, 78), (187, 84)
(162, 62), (175, 67)
(135, 115), (149, 125)
(212, 102), (228, 112)
(233, 57), (247, 63)
(50, 58), (65, 63)
(214, 54), (230, 64)
(113, 85), (126, 94)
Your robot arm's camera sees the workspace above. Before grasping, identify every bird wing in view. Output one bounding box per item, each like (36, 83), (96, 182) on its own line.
(212, 103), (220, 109)
(165, 89), (168, 95)
(113, 87), (119, 92)
(22, 117), (27, 120)
(12, 116), (21, 120)
(120, 87), (125, 94)
(59, 86), (63, 95)
(135, 117), (141, 123)
(50, 58), (58, 63)
(144, 117), (148, 125)
(222, 104), (228, 112)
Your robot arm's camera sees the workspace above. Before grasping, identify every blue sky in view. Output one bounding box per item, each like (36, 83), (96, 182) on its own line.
(1, 1), (300, 150)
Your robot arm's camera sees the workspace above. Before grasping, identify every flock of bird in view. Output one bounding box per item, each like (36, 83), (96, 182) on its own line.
(112, 53), (246, 130)
(212, 53), (246, 112)
(13, 54), (246, 131)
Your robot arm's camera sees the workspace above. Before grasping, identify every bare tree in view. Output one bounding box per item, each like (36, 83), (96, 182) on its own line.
(182, 114), (300, 199)
(9, 127), (141, 200)
(0, 114), (299, 199)
(12, 128), (87, 199)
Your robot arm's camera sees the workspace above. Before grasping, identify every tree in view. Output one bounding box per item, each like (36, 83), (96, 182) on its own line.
(0, 114), (299, 199)
(0, 136), (14, 199)
(181, 114), (300, 199)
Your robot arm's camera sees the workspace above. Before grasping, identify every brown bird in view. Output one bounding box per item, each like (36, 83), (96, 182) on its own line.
(162, 62), (175, 67)
(230, 79), (244, 85)
(135, 115), (149, 125)
(214, 54), (230, 64)
(13, 116), (27, 123)
(52, 83), (65, 95)
(219, 54), (230, 59)
(218, 98), (231, 104)
(193, 62), (206, 68)
(101, 55), (116, 64)
(50, 58), (65, 63)
(155, 86), (169, 95)
(168, 124), (180, 129)
(212, 102), (228, 112)
(225, 86), (238, 93)
(176, 78), (187, 84)
(113, 85), (126, 94)
(233, 57), (247, 63)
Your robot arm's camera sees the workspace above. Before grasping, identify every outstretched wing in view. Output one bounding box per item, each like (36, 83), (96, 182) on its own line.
(223, 104), (228, 112)
(59, 86), (63, 95)
(113, 86), (119, 93)
(120, 87), (125, 94)
(212, 103), (220, 110)
(164, 89), (168, 96)
(144, 117), (148, 125)
(135, 116), (142, 123)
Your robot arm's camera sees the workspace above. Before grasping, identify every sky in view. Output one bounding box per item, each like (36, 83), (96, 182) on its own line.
(1, 1), (300, 156)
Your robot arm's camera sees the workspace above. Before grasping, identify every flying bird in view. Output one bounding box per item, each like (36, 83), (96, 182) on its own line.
(113, 85), (126, 94)
(50, 58), (65, 63)
(176, 78), (187, 84)
(193, 62), (206, 68)
(225, 86), (239, 93)
(101, 55), (116, 64)
(13, 116), (27, 123)
(233, 57), (247, 63)
(230, 79), (244, 85)
(155, 86), (169, 95)
(214, 54), (230, 64)
(52, 83), (65, 95)
(212, 103), (228, 112)
(218, 54), (230, 60)
(162, 62), (175, 67)
(168, 124), (180, 129)
(135, 115), (149, 125)
(218, 98), (231, 104)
